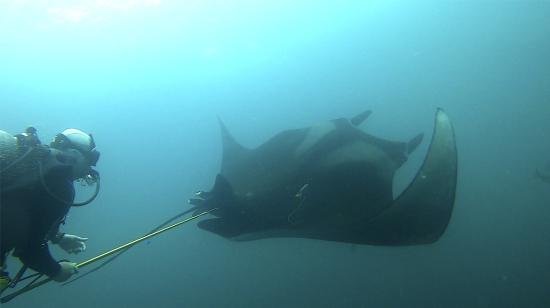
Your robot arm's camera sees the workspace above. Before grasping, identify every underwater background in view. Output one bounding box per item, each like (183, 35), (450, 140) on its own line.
(1, 0), (549, 307)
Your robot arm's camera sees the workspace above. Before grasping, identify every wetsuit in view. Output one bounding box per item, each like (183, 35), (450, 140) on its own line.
(1, 166), (74, 277)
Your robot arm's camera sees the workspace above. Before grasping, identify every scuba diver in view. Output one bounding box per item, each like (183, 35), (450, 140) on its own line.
(0, 127), (100, 292)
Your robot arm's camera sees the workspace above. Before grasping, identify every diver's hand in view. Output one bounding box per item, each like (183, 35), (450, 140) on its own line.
(57, 234), (88, 254)
(52, 262), (78, 282)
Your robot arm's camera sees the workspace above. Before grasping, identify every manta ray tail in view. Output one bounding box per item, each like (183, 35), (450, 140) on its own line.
(350, 110), (372, 126)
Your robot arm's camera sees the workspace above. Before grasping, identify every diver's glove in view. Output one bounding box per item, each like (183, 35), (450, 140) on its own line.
(52, 261), (78, 282)
(56, 234), (88, 254)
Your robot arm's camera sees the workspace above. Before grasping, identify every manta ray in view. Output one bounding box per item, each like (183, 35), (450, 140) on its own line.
(189, 108), (457, 245)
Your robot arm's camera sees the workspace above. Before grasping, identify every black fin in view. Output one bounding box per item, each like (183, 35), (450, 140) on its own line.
(189, 174), (236, 210)
(188, 198), (204, 206)
(210, 174), (236, 206)
(360, 108), (457, 245)
(212, 174), (232, 197)
(350, 110), (372, 126)
(219, 118), (247, 157)
(198, 218), (245, 238)
(407, 133), (424, 154)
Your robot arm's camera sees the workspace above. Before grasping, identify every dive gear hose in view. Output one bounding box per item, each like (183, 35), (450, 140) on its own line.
(38, 162), (101, 207)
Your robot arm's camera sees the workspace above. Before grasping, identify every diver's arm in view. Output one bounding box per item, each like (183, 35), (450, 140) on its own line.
(54, 233), (88, 254)
(47, 217), (89, 254)
(20, 170), (73, 277)
(17, 242), (76, 281)
(50, 231), (65, 244)
(18, 207), (65, 277)
(17, 242), (61, 277)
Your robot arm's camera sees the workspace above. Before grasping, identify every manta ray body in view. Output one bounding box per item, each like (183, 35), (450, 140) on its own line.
(190, 109), (457, 245)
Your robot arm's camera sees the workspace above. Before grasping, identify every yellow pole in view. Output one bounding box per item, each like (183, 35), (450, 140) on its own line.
(78, 208), (215, 268)
(0, 208), (216, 304)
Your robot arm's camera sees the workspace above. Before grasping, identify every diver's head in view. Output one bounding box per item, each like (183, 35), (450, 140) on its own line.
(50, 129), (100, 180)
